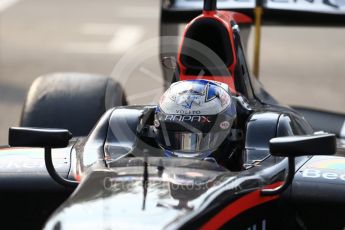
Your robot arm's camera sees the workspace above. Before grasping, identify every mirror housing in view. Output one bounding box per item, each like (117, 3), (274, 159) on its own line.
(8, 127), (77, 188)
(9, 127), (72, 148)
(269, 134), (336, 157)
(262, 134), (336, 196)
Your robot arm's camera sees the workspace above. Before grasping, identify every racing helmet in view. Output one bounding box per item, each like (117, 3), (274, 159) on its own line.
(154, 80), (236, 158)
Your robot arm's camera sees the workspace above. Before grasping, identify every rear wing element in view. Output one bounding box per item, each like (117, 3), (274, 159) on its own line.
(164, 0), (254, 10)
(161, 0), (345, 25)
(266, 0), (345, 15)
(166, 0), (345, 13)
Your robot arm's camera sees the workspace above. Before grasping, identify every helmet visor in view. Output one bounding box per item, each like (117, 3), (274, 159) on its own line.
(155, 129), (227, 158)
(175, 132), (204, 152)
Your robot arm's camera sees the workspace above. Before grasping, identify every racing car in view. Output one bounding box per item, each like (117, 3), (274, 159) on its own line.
(0, 0), (345, 229)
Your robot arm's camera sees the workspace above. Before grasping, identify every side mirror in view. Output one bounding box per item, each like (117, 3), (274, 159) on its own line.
(269, 134), (336, 157)
(261, 134), (336, 196)
(9, 127), (72, 148)
(8, 127), (77, 188)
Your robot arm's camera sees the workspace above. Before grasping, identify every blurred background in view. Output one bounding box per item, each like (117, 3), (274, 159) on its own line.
(0, 0), (344, 144)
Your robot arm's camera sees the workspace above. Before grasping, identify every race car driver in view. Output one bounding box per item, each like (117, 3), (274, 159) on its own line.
(153, 79), (249, 171)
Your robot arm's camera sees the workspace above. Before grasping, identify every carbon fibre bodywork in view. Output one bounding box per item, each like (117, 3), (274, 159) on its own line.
(1, 102), (344, 229)
(48, 105), (345, 229)
(1, 90), (344, 229)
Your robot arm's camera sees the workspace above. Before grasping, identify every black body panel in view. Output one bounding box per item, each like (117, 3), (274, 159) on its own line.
(44, 157), (291, 230)
(291, 156), (345, 204)
(0, 146), (73, 191)
(289, 155), (345, 229)
(0, 146), (74, 229)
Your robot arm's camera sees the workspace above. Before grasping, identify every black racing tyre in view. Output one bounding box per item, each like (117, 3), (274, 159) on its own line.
(20, 72), (127, 136)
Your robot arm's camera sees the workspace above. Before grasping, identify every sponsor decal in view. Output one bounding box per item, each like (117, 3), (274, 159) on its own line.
(0, 160), (66, 169)
(302, 168), (345, 181)
(220, 121), (230, 129)
(307, 159), (345, 170)
(175, 110), (201, 115)
(165, 115), (211, 123)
